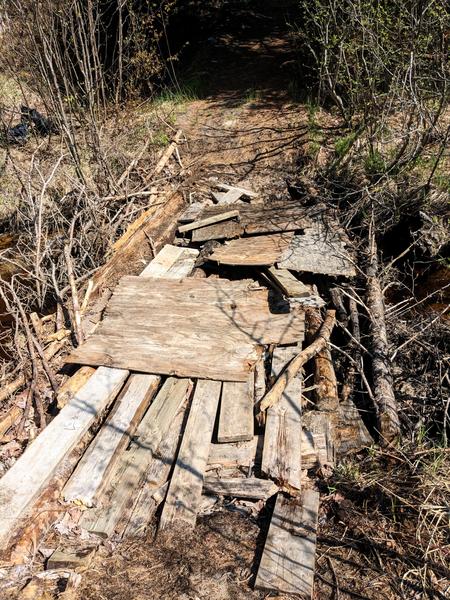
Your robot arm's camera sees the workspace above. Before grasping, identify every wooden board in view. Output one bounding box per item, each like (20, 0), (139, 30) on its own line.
(266, 267), (311, 298)
(63, 374), (159, 507)
(79, 378), (192, 537)
(192, 218), (241, 242)
(337, 398), (373, 455)
(209, 233), (294, 267)
(67, 277), (305, 381)
(303, 411), (335, 467)
(262, 345), (303, 492)
(140, 244), (199, 278)
(203, 477), (278, 499)
(159, 380), (222, 531)
(0, 367), (128, 551)
(207, 437), (262, 470)
(255, 490), (320, 597)
(217, 374), (254, 443)
(191, 201), (323, 243)
(178, 209), (239, 233)
(217, 182), (258, 198)
(277, 222), (356, 277)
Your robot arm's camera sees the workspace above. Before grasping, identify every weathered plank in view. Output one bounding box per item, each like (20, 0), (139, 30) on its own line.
(178, 209), (239, 233)
(209, 232), (294, 267)
(217, 374), (254, 443)
(67, 277), (305, 381)
(178, 203), (204, 223)
(123, 482), (169, 538)
(80, 378), (192, 537)
(63, 374), (159, 507)
(140, 244), (199, 278)
(255, 490), (320, 597)
(303, 411), (335, 467)
(212, 188), (245, 205)
(203, 477), (278, 499)
(192, 218), (241, 242)
(159, 380), (222, 531)
(266, 267), (311, 298)
(217, 182), (258, 198)
(261, 345), (303, 492)
(56, 366), (96, 409)
(0, 367), (129, 551)
(191, 201), (323, 242)
(277, 222), (356, 277)
(207, 436), (262, 470)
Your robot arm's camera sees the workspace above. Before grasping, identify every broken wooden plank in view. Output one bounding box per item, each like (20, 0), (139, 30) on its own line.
(67, 276), (305, 381)
(195, 200), (321, 242)
(123, 482), (169, 538)
(79, 378), (192, 537)
(212, 188), (244, 205)
(159, 379), (222, 531)
(140, 244), (199, 278)
(0, 367), (128, 551)
(255, 490), (320, 597)
(217, 374), (254, 443)
(303, 411), (335, 467)
(192, 218), (242, 242)
(63, 374), (159, 507)
(266, 267), (311, 298)
(337, 397), (373, 455)
(178, 203), (204, 223)
(56, 366), (96, 409)
(209, 232), (294, 267)
(217, 182), (258, 198)
(178, 209), (240, 234)
(207, 436), (261, 470)
(47, 547), (95, 570)
(203, 477), (278, 499)
(261, 345), (303, 493)
(277, 222), (356, 277)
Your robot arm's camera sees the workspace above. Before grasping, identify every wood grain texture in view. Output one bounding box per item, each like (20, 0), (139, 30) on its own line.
(262, 345), (303, 492)
(80, 378), (192, 538)
(178, 209), (239, 233)
(207, 436), (262, 470)
(63, 374), (159, 507)
(217, 374), (254, 443)
(159, 380), (222, 531)
(255, 490), (320, 598)
(209, 233), (295, 267)
(337, 397), (373, 455)
(277, 222), (356, 277)
(0, 367), (128, 550)
(191, 201), (323, 242)
(67, 277), (305, 381)
(203, 477), (278, 499)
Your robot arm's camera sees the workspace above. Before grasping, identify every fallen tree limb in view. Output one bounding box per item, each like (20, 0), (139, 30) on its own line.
(258, 310), (336, 413)
(367, 228), (400, 443)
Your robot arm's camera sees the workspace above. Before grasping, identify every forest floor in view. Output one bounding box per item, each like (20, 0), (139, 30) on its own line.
(1, 3), (449, 600)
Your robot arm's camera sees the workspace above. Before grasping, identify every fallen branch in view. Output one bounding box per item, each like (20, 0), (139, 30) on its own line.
(258, 310), (336, 413)
(367, 227), (400, 443)
(63, 245), (84, 346)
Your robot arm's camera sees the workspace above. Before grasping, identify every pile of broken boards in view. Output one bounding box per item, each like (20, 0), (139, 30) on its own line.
(0, 186), (372, 598)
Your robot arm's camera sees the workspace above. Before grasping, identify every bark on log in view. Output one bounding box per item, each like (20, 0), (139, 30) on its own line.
(258, 310), (336, 413)
(367, 232), (400, 442)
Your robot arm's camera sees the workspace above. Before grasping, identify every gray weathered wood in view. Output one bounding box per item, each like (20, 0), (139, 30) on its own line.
(277, 222), (356, 277)
(207, 437), (262, 470)
(302, 411), (335, 467)
(79, 378), (192, 537)
(67, 277), (305, 381)
(178, 209), (239, 233)
(337, 397), (373, 455)
(159, 380), (222, 531)
(63, 374), (159, 507)
(217, 182), (258, 198)
(255, 490), (320, 597)
(140, 244), (199, 278)
(209, 232), (294, 267)
(266, 267), (311, 298)
(0, 367), (128, 551)
(217, 375), (254, 443)
(262, 345), (303, 492)
(203, 477), (278, 499)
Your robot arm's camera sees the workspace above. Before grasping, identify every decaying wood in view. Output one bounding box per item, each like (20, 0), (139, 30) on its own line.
(302, 411), (336, 467)
(47, 547), (95, 570)
(63, 244), (84, 345)
(159, 380), (222, 531)
(277, 221), (356, 277)
(259, 311), (336, 413)
(337, 397), (373, 455)
(262, 344), (303, 494)
(0, 406), (22, 439)
(191, 201), (323, 242)
(207, 437), (262, 470)
(209, 232), (295, 267)
(0, 367), (128, 552)
(63, 374), (159, 507)
(203, 477), (278, 499)
(216, 182), (258, 198)
(367, 231), (400, 442)
(212, 188), (245, 205)
(255, 490), (320, 597)
(0, 374), (26, 403)
(217, 375), (254, 443)
(67, 277), (305, 381)
(307, 309), (339, 413)
(178, 209), (240, 234)
(123, 482), (169, 538)
(265, 267), (312, 298)
(57, 366), (96, 409)
(80, 378), (192, 538)
(152, 129), (183, 177)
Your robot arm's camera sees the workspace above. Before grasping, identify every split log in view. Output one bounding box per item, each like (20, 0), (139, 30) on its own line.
(367, 232), (400, 442)
(258, 310), (336, 414)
